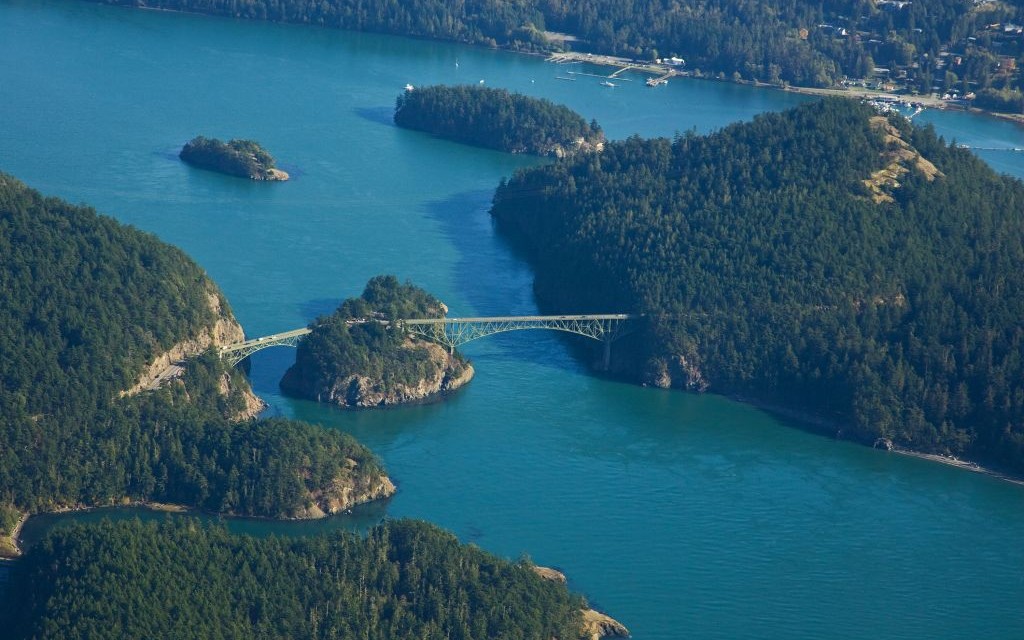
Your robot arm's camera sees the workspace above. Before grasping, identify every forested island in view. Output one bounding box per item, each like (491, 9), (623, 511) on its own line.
(84, 0), (1022, 110)
(1, 518), (606, 640)
(395, 85), (604, 157)
(491, 98), (1024, 473)
(179, 136), (289, 181)
(280, 276), (473, 407)
(0, 173), (391, 550)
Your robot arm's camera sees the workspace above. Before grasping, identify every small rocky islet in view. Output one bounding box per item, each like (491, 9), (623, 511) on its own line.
(179, 135), (289, 181)
(280, 275), (473, 408)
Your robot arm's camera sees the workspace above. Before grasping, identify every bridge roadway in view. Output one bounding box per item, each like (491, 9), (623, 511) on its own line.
(219, 314), (638, 366)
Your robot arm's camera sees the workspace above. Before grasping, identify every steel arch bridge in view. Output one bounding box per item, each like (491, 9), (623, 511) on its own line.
(218, 327), (312, 366)
(218, 314), (639, 366)
(400, 315), (636, 353)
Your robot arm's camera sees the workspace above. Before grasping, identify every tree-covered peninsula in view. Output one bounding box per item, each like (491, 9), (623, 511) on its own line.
(0, 177), (626, 638)
(281, 276), (473, 407)
(395, 85), (604, 157)
(0, 173), (391, 555)
(491, 98), (1024, 472)
(180, 136), (289, 181)
(2, 518), (597, 640)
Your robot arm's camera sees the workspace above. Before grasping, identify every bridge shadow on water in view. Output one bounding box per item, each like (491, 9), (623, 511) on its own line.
(420, 190), (599, 376)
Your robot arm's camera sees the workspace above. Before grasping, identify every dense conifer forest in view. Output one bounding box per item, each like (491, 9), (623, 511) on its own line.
(395, 85), (604, 157)
(491, 98), (1024, 471)
(179, 136), (285, 180)
(2, 518), (586, 639)
(0, 175), (384, 521)
(280, 276), (472, 404)
(87, 0), (1023, 98)
(0, 175), (596, 639)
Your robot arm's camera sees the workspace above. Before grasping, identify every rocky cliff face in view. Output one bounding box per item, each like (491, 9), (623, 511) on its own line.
(217, 371), (267, 421)
(580, 609), (630, 640)
(293, 339), (474, 409)
(643, 352), (709, 392)
(547, 135), (605, 159)
(293, 466), (397, 519)
(121, 289), (265, 417)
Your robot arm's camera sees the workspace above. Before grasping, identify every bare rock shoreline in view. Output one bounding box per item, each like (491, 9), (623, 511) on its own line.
(0, 512), (28, 559)
(532, 566), (630, 639)
(283, 338), (474, 409)
(730, 392), (1024, 487)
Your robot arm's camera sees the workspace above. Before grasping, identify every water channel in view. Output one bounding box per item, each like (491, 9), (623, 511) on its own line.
(3, 1), (1024, 637)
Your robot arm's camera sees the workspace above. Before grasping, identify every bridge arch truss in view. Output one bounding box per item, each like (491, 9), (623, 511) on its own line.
(218, 315), (639, 366)
(218, 328), (311, 366)
(400, 315), (638, 353)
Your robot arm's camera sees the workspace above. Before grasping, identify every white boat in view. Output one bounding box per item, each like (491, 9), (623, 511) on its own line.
(404, 84), (414, 91)
(600, 80), (616, 87)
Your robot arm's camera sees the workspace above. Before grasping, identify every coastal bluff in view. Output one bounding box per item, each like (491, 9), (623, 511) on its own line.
(280, 275), (473, 408)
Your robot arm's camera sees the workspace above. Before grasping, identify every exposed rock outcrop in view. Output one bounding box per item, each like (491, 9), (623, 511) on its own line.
(863, 115), (943, 204)
(0, 510), (27, 559)
(121, 290), (263, 417)
(293, 470), (397, 519)
(260, 168), (290, 181)
(548, 136), (605, 159)
(533, 566), (630, 639)
(218, 371), (267, 421)
(580, 609), (630, 640)
(643, 353), (708, 391)
(532, 565), (567, 583)
(287, 338), (474, 408)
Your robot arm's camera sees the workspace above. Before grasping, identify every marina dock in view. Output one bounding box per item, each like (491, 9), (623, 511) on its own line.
(547, 52), (682, 85)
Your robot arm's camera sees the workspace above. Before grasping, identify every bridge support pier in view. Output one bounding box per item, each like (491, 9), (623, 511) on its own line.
(602, 339), (612, 371)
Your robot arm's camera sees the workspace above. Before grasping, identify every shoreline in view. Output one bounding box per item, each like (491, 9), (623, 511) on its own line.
(729, 391), (1024, 487)
(111, 4), (1024, 127)
(890, 448), (1024, 486)
(542, 50), (1024, 127)
(9, 492), (396, 557)
(778, 84), (951, 109)
(532, 566), (629, 639)
(0, 511), (29, 560)
(546, 312), (1024, 491)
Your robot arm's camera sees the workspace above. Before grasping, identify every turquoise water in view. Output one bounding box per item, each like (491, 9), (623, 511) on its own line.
(4, 1), (1024, 637)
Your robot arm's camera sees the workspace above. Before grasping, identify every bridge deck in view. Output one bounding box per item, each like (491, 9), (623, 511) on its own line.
(218, 314), (640, 365)
(403, 314), (637, 324)
(225, 326), (312, 350)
